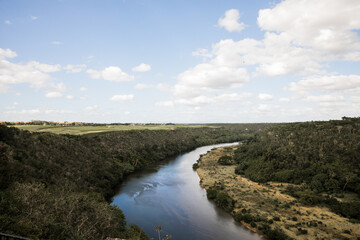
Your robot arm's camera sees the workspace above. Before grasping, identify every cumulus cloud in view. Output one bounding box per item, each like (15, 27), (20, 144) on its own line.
(80, 87), (87, 91)
(257, 93), (274, 101)
(257, 0), (360, 57)
(303, 95), (345, 103)
(45, 91), (62, 98)
(290, 75), (360, 94)
(30, 16), (38, 20)
(66, 95), (74, 100)
(63, 64), (86, 73)
(218, 9), (245, 32)
(279, 98), (290, 103)
(132, 63), (151, 72)
(175, 63), (249, 98)
(5, 109), (40, 115)
(5, 20), (11, 25)
(0, 48), (17, 59)
(135, 83), (170, 91)
(155, 101), (174, 107)
(85, 105), (98, 111)
(109, 94), (134, 102)
(0, 49), (62, 91)
(176, 93), (252, 107)
(87, 66), (134, 82)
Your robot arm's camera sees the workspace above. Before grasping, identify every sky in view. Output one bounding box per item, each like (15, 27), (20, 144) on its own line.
(1, 0), (360, 123)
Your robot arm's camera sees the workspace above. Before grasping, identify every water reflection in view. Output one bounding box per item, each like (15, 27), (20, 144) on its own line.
(112, 143), (262, 240)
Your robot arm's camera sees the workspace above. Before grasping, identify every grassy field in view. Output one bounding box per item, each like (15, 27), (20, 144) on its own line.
(12, 124), (208, 135)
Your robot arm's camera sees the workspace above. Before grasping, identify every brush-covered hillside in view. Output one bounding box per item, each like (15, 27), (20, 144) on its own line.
(0, 124), (267, 240)
(234, 117), (360, 220)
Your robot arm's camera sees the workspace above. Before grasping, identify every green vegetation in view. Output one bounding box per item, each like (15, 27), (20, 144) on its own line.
(233, 117), (360, 220)
(12, 123), (207, 135)
(0, 123), (262, 239)
(206, 184), (235, 212)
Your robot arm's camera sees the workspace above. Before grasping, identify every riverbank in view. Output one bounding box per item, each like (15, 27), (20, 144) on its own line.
(196, 145), (360, 240)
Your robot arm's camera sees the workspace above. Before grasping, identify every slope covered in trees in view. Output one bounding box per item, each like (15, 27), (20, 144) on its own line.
(0, 124), (265, 240)
(234, 118), (360, 220)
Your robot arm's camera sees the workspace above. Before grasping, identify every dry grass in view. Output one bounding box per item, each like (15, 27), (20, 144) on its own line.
(196, 146), (360, 240)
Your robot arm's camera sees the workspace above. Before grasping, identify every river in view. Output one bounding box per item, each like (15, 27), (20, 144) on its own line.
(111, 143), (262, 240)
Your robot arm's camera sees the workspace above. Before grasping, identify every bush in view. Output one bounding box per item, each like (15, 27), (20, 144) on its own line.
(297, 228), (308, 235)
(235, 165), (245, 175)
(273, 216), (281, 221)
(214, 192), (234, 212)
(206, 189), (218, 200)
(192, 163), (199, 170)
(263, 227), (291, 240)
(218, 155), (233, 165)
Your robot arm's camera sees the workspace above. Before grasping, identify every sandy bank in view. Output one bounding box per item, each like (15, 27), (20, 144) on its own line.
(196, 146), (360, 240)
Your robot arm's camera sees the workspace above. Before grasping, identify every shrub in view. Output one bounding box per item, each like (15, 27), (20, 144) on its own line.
(273, 216), (281, 221)
(214, 192), (234, 212)
(192, 163), (199, 170)
(206, 189), (218, 200)
(218, 155), (233, 165)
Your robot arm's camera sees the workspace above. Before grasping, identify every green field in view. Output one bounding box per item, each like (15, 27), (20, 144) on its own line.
(12, 124), (208, 135)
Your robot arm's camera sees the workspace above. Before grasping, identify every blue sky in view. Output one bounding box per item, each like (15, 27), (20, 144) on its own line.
(1, 0), (360, 123)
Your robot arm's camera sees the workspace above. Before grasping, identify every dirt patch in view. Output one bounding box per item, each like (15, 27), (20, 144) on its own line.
(196, 146), (360, 240)
(86, 130), (105, 133)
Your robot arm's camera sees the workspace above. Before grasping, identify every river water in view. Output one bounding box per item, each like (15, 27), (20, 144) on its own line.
(111, 143), (262, 240)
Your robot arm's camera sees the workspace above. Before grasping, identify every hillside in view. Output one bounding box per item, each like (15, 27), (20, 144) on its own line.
(194, 118), (360, 239)
(0, 124), (266, 240)
(233, 118), (360, 217)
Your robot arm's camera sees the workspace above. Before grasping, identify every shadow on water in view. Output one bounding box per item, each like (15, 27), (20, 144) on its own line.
(111, 143), (263, 240)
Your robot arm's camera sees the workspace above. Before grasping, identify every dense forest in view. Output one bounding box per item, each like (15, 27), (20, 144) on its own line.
(0, 124), (267, 240)
(234, 117), (360, 220)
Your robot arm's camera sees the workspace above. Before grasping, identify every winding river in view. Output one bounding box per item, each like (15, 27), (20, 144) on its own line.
(111, 143), (262, 240)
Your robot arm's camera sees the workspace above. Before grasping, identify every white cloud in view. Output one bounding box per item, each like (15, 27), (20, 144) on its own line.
(124, 111), (130, 115)
(51, 41), (63, 45)
(5, 108), (72, 116)
(304, 95), (344, 103)
(5, 20), (11, 25)
(63, 64), (86, 73)
(257, 0), (360, 57)
(192, 48), (213, 58)
(85, 105), (98, 111)
(66, 95), (74, 99)
(290, 75), (360, 94)
(135, 83), (170, 91)
(5, 109), (41, 115)
(0, 50), (62, 90)
(0, 48), (17, 59)
(175, 63), (249, 98)
(87, 66), (134, 82)
(30, 16), (38, 20)
(109, 94), (134, 102)
(155, 101), (174, 107)
(218, 9), (245, 32)
(176, 93), (252, 107)
(132, 63), (151, 72)
(351, 96), (360, 103)
(279, 98), (290, 103)
(80, 87), (87, 91)
(134, 83), (150, 89)
(254, 104), (280, 112)
(45, 91), (62, 98)
(257, 93), (273, 101)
